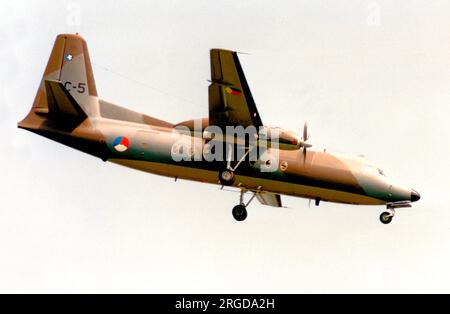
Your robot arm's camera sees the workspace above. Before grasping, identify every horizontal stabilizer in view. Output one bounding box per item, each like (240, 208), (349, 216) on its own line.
(45, 80), (87, 122)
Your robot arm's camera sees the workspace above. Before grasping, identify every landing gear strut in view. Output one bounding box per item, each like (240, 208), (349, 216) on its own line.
(380, 208), (395, 224)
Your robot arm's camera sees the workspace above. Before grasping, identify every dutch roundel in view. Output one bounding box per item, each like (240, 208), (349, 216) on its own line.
(113, 136), (130, 152)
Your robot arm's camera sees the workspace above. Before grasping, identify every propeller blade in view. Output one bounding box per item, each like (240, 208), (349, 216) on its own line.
(301, 143), (312, 149)
(303, 122), (309, 141)
(300, 121), (311, 164)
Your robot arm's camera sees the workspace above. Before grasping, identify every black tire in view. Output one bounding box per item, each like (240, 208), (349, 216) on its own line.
(380, 212), (393, 224)
(232, 205), (247, 222)
(219, 169), (235, 186)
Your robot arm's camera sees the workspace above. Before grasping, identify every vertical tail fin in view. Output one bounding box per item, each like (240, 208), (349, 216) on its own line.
(19, 34), (99, 129)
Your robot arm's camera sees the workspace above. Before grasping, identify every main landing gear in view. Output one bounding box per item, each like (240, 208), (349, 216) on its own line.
(217, 144), (257, 221)
(219, 169), (235, 186)
(231, 189), (257, 222)
(232, 204), (247, 221)
(218, 144), (256, 186)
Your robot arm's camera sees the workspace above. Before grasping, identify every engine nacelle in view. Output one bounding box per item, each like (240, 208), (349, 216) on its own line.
(258, 126), (300, 150)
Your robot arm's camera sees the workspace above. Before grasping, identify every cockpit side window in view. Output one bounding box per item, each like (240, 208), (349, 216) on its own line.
(378, 168), (386, 176)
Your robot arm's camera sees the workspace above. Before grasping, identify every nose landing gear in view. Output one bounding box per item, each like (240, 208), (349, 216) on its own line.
(379, 210), (395, 224)
(380, 201), (412, 224)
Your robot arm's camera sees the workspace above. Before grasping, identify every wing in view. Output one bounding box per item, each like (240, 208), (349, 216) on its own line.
(209, 49), (263, 129)
(256, 192), (282, 207)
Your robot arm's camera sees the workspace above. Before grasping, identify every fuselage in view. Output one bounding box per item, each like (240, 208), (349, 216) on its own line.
(20, 105), (414, 207)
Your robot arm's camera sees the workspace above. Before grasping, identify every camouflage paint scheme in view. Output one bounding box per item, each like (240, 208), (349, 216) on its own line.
(18, 34), (419, 215)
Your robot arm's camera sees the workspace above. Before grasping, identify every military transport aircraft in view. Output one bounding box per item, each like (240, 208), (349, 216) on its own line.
(18, 34), (420, 224)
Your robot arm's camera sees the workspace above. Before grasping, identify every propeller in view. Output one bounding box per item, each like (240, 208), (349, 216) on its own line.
(300, 121), (312, 162)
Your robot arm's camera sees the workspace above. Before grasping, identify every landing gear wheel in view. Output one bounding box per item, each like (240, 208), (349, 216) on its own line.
(219, 169), (235, 186)
(232, 205), (247, 222)
(380, 212), (393, 224)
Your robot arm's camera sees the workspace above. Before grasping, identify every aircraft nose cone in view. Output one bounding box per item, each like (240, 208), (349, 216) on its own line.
(411, 189), (421, 202)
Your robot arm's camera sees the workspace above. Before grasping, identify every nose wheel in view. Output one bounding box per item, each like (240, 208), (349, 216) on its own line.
(379, 209), (395, 224)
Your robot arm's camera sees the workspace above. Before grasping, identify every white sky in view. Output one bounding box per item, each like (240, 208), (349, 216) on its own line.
(1, 0), (450, 293)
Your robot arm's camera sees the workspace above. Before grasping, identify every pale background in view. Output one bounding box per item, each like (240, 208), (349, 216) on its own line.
(1, 0), (449, 293)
